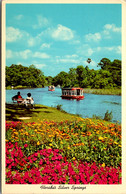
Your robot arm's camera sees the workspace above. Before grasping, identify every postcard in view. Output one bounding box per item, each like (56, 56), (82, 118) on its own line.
(1, 0), (126, 193)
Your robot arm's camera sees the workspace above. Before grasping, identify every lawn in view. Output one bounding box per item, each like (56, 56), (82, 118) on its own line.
(6, 103), (78, 123)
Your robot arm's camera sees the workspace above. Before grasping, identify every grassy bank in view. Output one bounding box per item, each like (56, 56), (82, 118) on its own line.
(84, 88), (121, 95)
(6, 103), (118, 124)
(6, 103), (79, 123)
(6, 85), (32, 90)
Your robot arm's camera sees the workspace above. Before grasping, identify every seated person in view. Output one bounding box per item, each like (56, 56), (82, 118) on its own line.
(12, 92), (23, 103)
(22, 93), (34, 107)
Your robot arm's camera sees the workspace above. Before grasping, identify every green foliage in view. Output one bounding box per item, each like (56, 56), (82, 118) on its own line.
(55, 104), (67, 113)
(6, 58), (121, 89)
(6, 64), (46, 88)
(45, 76), (53, 86)
(52, 71), (71, 87)
(92, 114), (102, 120)
(92, 110), (113, 121)
(84, 88), (121, 95)
(97, 58), (121, 88)
(56, 104), (63, 111)
(51, 58), (121, 89)
(104, 110), (113, 121)
(98, 58), (112, 70)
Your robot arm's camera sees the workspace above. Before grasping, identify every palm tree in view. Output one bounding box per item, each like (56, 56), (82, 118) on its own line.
(87, 58), (91, 64)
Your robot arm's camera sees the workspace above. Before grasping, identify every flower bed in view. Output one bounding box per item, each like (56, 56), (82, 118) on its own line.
(6, 118), (121, 184)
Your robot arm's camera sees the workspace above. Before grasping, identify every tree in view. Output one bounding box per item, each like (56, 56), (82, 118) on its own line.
(6, 64), (46, 87)
(53, 71), (71, 87)
(87, 58), (91, 64)
(6, 58), (121, 89)
(68, 68), (78, 86)
(76, 65), (85, 82)
(46, 76), (53, 85)
(98, 58), (111, 70)
(111, 60), (121, 87)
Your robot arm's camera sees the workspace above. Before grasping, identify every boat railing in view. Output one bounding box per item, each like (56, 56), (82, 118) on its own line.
(62, 88), (84, 96)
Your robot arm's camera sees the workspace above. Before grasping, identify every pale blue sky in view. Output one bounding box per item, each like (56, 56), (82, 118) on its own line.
(6, 3), (121, 76)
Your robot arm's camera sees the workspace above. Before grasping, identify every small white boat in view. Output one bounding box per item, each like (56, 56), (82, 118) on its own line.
(48, 85), (55, 91)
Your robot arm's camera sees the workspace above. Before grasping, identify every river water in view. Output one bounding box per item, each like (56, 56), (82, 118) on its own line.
(6, 87), (121, 123)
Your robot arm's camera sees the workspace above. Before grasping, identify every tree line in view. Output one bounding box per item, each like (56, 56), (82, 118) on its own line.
(6, 58), (121, 89)
(6, 64), (46, 88)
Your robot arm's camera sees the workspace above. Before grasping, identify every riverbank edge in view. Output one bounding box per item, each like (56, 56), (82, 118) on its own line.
(83, 88), (121, 96)
(6, 103), (80, 123)
(6, 103), (120, 125)
(6, 86), (121, 96)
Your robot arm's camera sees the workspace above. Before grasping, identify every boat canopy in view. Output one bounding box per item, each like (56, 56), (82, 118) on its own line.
(62, 87), (83, 96)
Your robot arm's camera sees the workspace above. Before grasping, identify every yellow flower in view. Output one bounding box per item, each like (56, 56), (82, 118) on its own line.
(102, 163), (105, 167)
(67, 147), (70, 149)
(98, 136), (104, 141)
(37, 141), (40, 145)
(72, 157), (76, 160)
(14, 132), (18, 135)
(49, 143), (52, 147)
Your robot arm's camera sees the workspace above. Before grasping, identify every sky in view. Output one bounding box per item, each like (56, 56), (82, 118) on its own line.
(6, 3), (122, 77)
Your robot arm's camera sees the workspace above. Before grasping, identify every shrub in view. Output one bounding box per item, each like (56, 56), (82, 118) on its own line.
(56, 104), (63, 111)
(55, 104), (67, 113)
(92, 114), (102, 120)
(104, 110), (113, 121)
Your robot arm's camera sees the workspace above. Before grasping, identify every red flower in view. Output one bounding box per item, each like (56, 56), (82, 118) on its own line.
(24, 144), (28, 148)
(64, 156), (67, 162)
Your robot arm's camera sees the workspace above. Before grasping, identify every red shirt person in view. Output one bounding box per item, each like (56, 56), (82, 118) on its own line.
(12, 92), (23, 103)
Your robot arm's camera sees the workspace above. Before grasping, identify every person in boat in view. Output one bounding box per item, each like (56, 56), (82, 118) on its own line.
(51, 85), (54, 89)
(23, 93), (34, 107)
(12, 91), (23, 103)
(48, 85), (55, 90)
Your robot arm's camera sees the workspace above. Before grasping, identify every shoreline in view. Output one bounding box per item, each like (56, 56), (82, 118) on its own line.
(6, 103), (120, 124)
(83, 88), (121, 96)
(6, 86), (121, 96)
